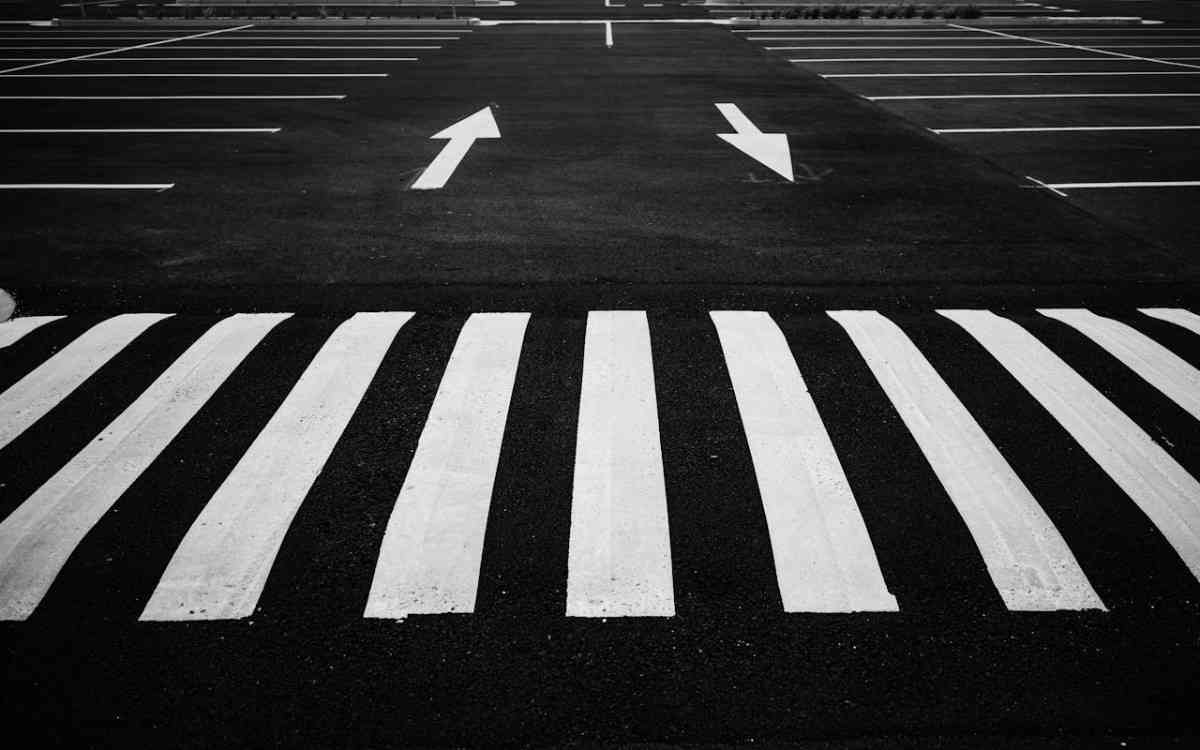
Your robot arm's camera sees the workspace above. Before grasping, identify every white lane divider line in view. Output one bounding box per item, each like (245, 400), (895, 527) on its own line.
(0, 128), (281, 134)
(831, 310), (1104, 611)
(140, 312), (412, 622)
(870, 93), (1200, 100)
(0, 316), (63, 348)
(934, 125), (1200, 134)
(0, 95), (345, 100)
(940, 310), (1200, 584)
(1140, 308), (1200, 336)
(0, 315), (288, 621)
(1040, 309), (1200, 421)
(0, 183), (175, 191)
(567, 311), (674, 618)
(365, 314), (529, 619)
(0, 314), (170, 452)
(0, 73), (389, 78)
(0, 24), (253, 76)
(948, 22), (1200, 71)
(711, 311), (897, 613)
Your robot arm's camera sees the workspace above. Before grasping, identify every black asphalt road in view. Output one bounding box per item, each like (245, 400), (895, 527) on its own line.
(1, 2), (1198, 748)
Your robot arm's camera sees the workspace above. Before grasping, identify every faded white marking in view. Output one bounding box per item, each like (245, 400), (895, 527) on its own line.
(0, 24), (253, 76)
(948, 23), (1200, 71)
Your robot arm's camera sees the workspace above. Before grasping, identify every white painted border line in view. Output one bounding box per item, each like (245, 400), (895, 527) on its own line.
(1141, 308), (1200, 336)
(109, 45), (442, 49)
(0, 24), (253, 76)
(365, 313), (529, 619)
(0, 36), (459, 41)
(751, 36), (1002, 41)
(711, 311), (897, 613)
(2, 73), (388, 78)
(948, 23), (1200, 71)
(939, 309), (1200, 584)
(830, 310), (1103, 611)
(142, 312), (412, 622)
(0, 95), (345, 100)
(1035, 181), (1200, 189)
(768, 45), (1073, 49)
(567, 311), (674, 618)
(733, 28), (979, 33)
(0, 313), (170, 452)
(824, 71), (1200, 77)
(1039, 309), (1200, 421)
(39, 57), (422, 62)
(790, 57), (1128, 62)
(0, 128), (281, 134)
(0, 183), (175, 190)
(870, 93), (1200, 100)
(1026, 175), (1068, 197)
(0, 316), (64, 349)
(0, 314), (289, 621)
(933, 125), (1200, 133)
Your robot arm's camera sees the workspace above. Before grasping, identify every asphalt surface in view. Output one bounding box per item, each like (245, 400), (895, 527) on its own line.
(0, 1), (1198, 748)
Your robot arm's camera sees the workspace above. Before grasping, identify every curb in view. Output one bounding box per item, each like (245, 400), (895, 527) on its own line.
(733, 16), (1147, 26)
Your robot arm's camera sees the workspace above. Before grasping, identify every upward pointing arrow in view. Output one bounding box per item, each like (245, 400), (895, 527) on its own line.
(411, 107), (501, 191)
(714, 102), (794, 182)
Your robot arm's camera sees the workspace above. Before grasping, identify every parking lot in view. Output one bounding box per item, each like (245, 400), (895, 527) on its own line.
(747, 19), (1200, 252)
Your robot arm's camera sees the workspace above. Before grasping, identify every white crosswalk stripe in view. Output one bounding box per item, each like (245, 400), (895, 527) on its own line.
(0, 307), (1196, 621)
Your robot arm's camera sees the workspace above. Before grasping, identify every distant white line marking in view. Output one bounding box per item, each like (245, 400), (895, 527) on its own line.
(0, 314), (169, 452)
(567, 311), (674, 618)
(1035, 181), (1200, 189)
(870, 93), (1200, 100)
(2, 73), (388, 78)
(0, 24), (253, 76)
(948, 23), (1200, 71)
(1140, 308), (1200, 336)
(29, 57), (422, 62)
(365, 313), (529, 619)
(142, 312), (412, 621)
(711, 311), (897, 613)
(933, 125), (1200, 134)
(0, 128), (281, 134)
(766, 45), (1060, 50)
(0, 314), (288, 621)
(831, 310), (1104, 611)
(789, 57), (1126, 62)
(940, 310), (1200, 584)
(1026, 175), (1068, 197)
(0, 95), (345, 100)
(0, 316), (63, 348)
(1040, 309), (1200, 421)
(0, 183), (174, 190)
(824, 71), (1200, 77)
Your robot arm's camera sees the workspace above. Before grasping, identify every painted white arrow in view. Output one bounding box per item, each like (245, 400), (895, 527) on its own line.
(715, 102), (794, 182)
(411, 107), (500, 191)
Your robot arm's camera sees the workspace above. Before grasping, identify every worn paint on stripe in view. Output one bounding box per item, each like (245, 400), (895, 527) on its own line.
(0, 314), (288, 620)
(141, 312), (411, 621)
(1040, 309), (1200, 421)
(940, 310), (1200, 583)
(711, 311), (897, 612)
(830, 311), (1105, 610)
(0, 314), (169, 451)
(566, 311), (674, 617)
(365, 313), (529, 618)
(1140, 308), (1200, 336)
(0, 316), (64, 348)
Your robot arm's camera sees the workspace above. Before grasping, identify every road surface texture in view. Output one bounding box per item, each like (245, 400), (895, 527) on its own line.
(0, 0), (1197, 747)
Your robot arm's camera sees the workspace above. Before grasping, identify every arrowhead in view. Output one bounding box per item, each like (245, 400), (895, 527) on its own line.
(432, 107), (501, 140)
(717, 132), (794, 182)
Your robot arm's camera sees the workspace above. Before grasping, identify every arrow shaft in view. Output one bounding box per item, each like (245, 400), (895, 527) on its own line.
(411, 136), (475, 191)
(715, 102), (761, 135)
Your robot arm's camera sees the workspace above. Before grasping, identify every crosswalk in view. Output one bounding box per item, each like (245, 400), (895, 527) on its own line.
(1, 307), (1198, 621)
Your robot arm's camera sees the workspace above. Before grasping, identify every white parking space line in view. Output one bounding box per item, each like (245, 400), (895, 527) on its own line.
(567, 311), (674, 618)
(0, 313), (170, 452)
(141, 312), (411, 622)
(0, 95), (346, 100)
(791, 57), (1125, 62)
(0, 183), (175, 190)
(163, 36), (460, 41)
(30, 57), (422, 62)
(1037, 181), (1200, 190)
(0, 128), (282, 134)
(0, 316), (63, 348)
(934, 126), (1200, 134)
(711, 311), (897, 613)
(1040, 309), (1200, 421)
(0, 24), (253, 76)
(116, 45), (440, 49)
(831, 310), (1104, 612)
(949, 24), (1200, 71)
(940, 310), (1200, 584)
(0, 314), (288, 621)
(824, 71), (1200, 77)
(768, 45), (1061, 50)
(1, 73), (389, 78)
(1141, 308), (1200, 336)
(365, 313), (529, 619)
(750, 36), (1004, 41)
(870, 93), (1200, 100)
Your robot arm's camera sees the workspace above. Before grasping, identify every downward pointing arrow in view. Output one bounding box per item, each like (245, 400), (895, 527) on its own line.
(715, 102), (794, 182)
(411, 107), (501, 190)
